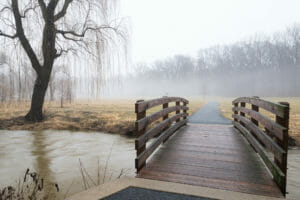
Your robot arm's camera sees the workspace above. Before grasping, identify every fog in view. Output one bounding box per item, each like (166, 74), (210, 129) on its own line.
(107, 25), (300, 98)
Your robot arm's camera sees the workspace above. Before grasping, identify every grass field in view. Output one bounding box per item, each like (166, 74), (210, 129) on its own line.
(0, 98), (204, 135)
(219, 97), (300, 145)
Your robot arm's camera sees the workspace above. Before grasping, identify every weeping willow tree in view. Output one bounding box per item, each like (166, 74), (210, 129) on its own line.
(0, 0), (128, 121)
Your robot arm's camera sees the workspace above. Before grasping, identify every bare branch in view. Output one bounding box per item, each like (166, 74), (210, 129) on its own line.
(0, 6), (11, 13)
(20, 4), (39, 18)
(11, 0), (41, 74)
(55, 47), (77, 58)
(54, 0), (73, 21)
(56, 25), (118, 39)
(37, 0), (47, 19)
(0, 30), (17, 39)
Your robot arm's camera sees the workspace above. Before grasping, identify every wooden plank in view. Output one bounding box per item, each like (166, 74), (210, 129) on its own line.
(136, 106), (189, 131)
(136, 97), (189, 113)
(232, 107), (286, 140)
(233, 97), (288, 118)
(232, 114), (286, 161)
(138, 169), (282, 198)
(144, 161), (275, 185)
(135, 119), (187, 169)
(152, 150), (262, 167)
(233, 122), (285, 189)
(135, 113), (188, 149)
(149, 154), (269, 176)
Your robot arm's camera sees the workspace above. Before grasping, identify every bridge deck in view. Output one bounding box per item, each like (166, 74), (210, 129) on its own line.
(137, 123), (283, 198)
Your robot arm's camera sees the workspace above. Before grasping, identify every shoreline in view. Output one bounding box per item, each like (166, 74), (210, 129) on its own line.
(0, 115), (135, 136)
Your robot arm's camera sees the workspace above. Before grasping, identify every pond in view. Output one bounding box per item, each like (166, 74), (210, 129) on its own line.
(0, 130), (135, 199)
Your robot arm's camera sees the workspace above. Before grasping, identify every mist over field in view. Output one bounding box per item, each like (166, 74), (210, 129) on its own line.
(107, 26), (300, 98)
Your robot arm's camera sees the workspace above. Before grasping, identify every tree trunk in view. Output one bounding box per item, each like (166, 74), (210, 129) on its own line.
(49, 82), (54, 101)
(25, 72), (50, 122)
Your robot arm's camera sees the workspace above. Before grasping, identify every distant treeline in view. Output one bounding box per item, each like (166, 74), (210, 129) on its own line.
(117, 24), (300, 97)
(1, 24), (300, 101)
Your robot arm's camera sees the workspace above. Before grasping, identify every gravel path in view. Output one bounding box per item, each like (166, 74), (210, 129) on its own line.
(188, 102), (232, 125)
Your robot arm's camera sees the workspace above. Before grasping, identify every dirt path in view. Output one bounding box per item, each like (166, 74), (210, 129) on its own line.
(188, 102), (231, 125)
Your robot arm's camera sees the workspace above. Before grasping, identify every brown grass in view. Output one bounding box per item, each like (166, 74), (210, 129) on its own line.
(0, 169), (59, 200)
(219, 97), (300, 145)
(0, 98), (204, 135)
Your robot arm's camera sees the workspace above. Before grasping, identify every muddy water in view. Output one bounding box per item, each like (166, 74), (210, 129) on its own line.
(0, 130), (299, 199)
(0, 130), (135, 199)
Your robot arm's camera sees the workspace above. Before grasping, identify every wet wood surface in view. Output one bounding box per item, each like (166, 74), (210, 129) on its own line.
(137, 124), (283, 198)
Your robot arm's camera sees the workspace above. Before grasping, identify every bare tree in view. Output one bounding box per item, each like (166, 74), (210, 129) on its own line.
(0, 0), (127, 121)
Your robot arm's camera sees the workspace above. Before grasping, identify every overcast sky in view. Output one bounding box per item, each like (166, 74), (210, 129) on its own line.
(120, 0), (300, 63)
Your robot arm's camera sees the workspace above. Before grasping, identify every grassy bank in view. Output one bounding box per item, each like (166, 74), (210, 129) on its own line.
(0, 99), (204, 135)
(219, 97), (300, 145)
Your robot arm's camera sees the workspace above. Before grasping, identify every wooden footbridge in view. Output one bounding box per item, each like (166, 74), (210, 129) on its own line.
(134, 97), (290, 198)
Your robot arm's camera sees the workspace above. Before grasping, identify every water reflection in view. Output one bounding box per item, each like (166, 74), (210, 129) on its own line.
(0, 130), (135, 198)
(31, 131), (57, 197)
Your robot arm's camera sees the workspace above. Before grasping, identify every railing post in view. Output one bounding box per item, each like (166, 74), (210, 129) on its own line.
(162, 96), (169, 123)
(251, 97), (259, 126)
(135, 99), (146, 172)
(162, 99), (169, 143)
(176, 101), (180, 122)
(233, 103), (238, 123)
(275, 102), (289, 195)
(240, 102), (246, 126)
(183, 102), (188, 125)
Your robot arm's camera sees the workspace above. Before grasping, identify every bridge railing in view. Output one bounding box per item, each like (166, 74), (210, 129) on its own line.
(135, 96), (189, 172)
(232, 96), (289, 196)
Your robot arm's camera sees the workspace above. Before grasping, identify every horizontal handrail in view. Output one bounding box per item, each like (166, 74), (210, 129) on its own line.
(233, 97), (289, 118)
(233, 122), (285, 184)
(232, 96), (289, 196)
(135, 96), (189, 172)
(232, 114), (285, 161)
(136, 112), (188, 149)
(135, 97), (189, 113)
(232, 107), (286, 140)
(136, 105), (189, 131)
(136, 119), (187, 170)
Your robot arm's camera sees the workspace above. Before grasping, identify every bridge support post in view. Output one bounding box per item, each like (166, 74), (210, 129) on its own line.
(183, 102), (188, 125)
(135, 99), (146, 172)
(251, 105), (259, 126)
(251, 101), (260, 143)
(163, 101), (169, 143)
(240, 102), (246, 127)
(233, 103), (238, 126)
(176, 101), (180, 123)
(275, 102), (289, 196)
